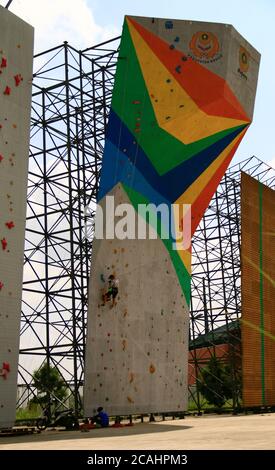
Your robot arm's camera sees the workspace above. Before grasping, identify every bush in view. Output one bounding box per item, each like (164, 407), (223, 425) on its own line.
(196, 357), (234, 408)
(30, 363), (67, 408)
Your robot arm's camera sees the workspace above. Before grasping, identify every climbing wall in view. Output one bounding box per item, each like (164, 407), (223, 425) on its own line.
(0, 6), (33, 428)
(241, 173), (275, 407)
(84, 16), (260, 416)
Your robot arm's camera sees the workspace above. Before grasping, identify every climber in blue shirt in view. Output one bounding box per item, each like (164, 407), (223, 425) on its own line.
(91, 406), (109, 427)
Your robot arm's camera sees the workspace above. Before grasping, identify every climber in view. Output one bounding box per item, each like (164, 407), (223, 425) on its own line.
(90, 406), (109, 427)
(102, 274), (119, 307)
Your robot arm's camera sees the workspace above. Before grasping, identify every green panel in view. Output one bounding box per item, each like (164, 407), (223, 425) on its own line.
(112, 21), (245, 175)
(122, 183), (191, 303)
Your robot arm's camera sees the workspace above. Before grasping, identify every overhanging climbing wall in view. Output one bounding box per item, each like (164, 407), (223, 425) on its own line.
(241, 172), (275, 407)
(0, 7), (33, 428)
(84, 15), (260, 416)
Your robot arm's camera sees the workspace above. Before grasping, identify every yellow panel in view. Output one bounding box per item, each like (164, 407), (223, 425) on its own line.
(128, 20), (248, 145)
(175, 130), (246, 206)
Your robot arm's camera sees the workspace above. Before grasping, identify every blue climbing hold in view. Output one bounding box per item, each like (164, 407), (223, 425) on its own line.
(165, 20), (173, 29)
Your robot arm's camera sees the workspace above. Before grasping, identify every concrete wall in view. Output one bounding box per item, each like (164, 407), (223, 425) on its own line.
(0, 6), (33, 428)
(84, 15), (260, 417)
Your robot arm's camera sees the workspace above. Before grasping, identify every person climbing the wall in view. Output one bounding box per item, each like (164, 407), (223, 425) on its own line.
(90, 406), (109, 427)
(102, 274), (119, 307)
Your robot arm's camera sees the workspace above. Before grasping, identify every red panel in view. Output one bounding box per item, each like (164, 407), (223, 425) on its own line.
(128, 17), (249, 122)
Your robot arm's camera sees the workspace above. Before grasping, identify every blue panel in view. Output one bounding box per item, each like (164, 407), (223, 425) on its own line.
(102, 110), (246, 202)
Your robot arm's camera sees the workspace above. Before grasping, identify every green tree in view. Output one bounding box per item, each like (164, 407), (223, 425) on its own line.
(31, 363), (67, 408)
(196, 356), (233, 408)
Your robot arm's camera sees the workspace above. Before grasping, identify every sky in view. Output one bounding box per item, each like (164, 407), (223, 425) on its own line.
(1, 0), (274, 168)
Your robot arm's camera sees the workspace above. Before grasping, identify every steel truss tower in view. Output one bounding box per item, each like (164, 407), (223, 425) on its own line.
(18, 38), (275, 414)
(190, 157), (275, 411)
(18, 39), (120, 413)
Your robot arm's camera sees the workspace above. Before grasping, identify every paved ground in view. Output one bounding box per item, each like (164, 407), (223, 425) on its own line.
(1, 413), (275, 450)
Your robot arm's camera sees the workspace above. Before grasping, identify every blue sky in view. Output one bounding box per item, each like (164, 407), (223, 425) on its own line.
(3, 0), (275, 166)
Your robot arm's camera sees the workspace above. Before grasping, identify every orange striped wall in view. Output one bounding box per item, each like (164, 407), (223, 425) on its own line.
(241, 172), (275, 406)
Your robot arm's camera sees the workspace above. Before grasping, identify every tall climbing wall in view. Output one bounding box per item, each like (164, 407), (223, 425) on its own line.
(84, 16), (260, 416)
(241, 172), (275, 407)
(0, 7), (33, 428)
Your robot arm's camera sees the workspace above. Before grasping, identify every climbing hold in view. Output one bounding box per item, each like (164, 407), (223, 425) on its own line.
(169, 44), (175, 50)
(14, 74), (23, 87)
(1, 57), (7, 68)
(0, 282), (4, 291)
(1, 238), (7, 250)
(4, 86), (11, 95)
(0, 362), (10, 379)
(129, 372), (134, 383)
(127, 396), (134, 403)
(149, 364), (156, 374)
(0, 154), (3, 162)
(122, 339), (127, 351)
(175, 65), (181, 73)
(174, 36), (180, 42)
(132, 100), (141, 104)
(165, 20), (173, 29)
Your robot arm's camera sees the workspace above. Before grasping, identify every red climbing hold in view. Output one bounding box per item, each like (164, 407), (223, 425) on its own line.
(0, 362), (10, 380)
(4, 86), (11, 95)
(132, 100), (141, 104)
(14, 74), (23, 86)
(1, 238), (7, 250)
(6, 221), (15, 229)
(0, 154), (3, 162)
(1, 57), (7, 68)
(0, 281), (3, 290)
(2, 362), (10, 372)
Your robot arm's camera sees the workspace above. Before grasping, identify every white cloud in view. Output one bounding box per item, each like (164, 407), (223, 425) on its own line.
(5, 0), (119, 52)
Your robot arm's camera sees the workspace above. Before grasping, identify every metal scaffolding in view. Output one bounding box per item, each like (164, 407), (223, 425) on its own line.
(18, 38), (275, 414)
(18, 38), (120, 413)
(189, 156), (275, 411)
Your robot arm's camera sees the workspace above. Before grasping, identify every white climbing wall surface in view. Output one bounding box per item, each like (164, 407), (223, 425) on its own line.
(0, 6), (33, 428)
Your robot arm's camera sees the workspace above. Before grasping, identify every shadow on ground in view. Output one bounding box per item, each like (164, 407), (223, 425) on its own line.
(0, 421), (192, 445)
